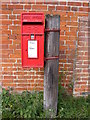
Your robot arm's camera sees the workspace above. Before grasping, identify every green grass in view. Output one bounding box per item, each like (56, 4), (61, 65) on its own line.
(1, 87), (90, 119)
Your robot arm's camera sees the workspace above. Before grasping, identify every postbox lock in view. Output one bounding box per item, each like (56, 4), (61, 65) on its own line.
(31, 34), (34, 39)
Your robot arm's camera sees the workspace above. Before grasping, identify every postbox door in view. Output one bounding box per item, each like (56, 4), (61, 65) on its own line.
(22, 35), (44, 67)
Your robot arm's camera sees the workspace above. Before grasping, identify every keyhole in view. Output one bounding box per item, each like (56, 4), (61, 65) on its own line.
(25, 49), (27, 51)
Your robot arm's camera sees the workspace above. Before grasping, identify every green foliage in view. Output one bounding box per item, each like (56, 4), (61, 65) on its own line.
(2, 86), (90, 119)
(2, 89), (43, 118)
(57, 94), (89, 119)
(57, 75), (90, 119)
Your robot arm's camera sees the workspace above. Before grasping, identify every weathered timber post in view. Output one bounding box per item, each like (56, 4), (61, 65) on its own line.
(44, 15), (60, 117)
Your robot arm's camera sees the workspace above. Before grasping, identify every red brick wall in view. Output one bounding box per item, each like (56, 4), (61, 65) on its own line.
(1, 0), (89, 96)
(73, 17), (89, 96)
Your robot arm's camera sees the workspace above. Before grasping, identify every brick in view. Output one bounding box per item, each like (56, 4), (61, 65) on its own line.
(35, 87), (44, 91)
(24, 5), (31, 9)
(8, 35), (17, 40)
(2, 10), (12, 14)
(13, 10), (26, 14)
(78, 41), (85, 46)
(60, 31), (64, 35)
(60, 22), (66, 26)
(10, 53), (21, 58)
(83, 69), (88, 72)
(15, 88), (27, 91)
(75, 12), (88, 17)
(14, 72), (27, 75)
(32, 5), (47, 10)
(33, 68), (39, 71)
(27, 80), (35, 83)
(36, 72), (44, 75)
(36, 1), (44, 4)
(79, 7), (88, 12)
(66, 40), (75, 45)
(20, 0), (35, 4)
(9, 15), (16, 19)
(2, 50), (13, 55)
(2, 71), (13, 75)
(78, 32), (86, 37)
(27, 72), (35, 75)
(2, 20), (12, 25)
(9, 44), (16, 49)
(18, 84), (30, 87)
(71, 7), (78, 11)
(82, 78), (88, 81)
(38, 76), (44, 79)
(60, 16), (70, 21)
(12, 30), (21, 34)
(60, 41), (64, 45)
(79, 37), (88, 42)
(68, 2), (81, 6)
(44, 0), (59, 5)
(14, 50), (21, 54)
(4, 76), (16, 79)
(2, 4), (7, 9)
(56, 6), (70, 11)
(9, 26), (21, 30)
(2, 30), (11, 34)
(81, 85), (88, 89)
(17, 15), (21, 19)
(16, 44), (21, 49)
(59, 46), (67, 50)
(17, 60), (21, 64)
(70, 27), (78, 31)
(48, 6), (55, 11)
(32, 76), (38, 79)
(15, 80), (27, 83)
(9, 0), (20, 4)
(8, 4), (23, 9)
(1, 25), (8, 30)
(1, 45), (8, 49)
(67, 12), (74, 16)
(40, 68), (44, 71)
(85, 52), (88, 55)
(83, 2), (89, 7)
(78, 47), (88, 51)
(60, 54), (66, 59)
(14, 63), (22, 67)
(60, 2), (66, 5)
(2, 83), (16, 87)
(0, 15), (8, 19)
(2, 54), (9, 58)
(3, 59), (16, 64)
(66, 31), (77, 36)
(14, 20), (21, 25)
(67, 22), (78, 26)
(18, 76), (31, 79)
(61, 26), (69, 31)
(3, 80), (13, 83)
(13, 40), (21, 44)
(71, 17), (77, 21)
(60, 35), (68, 40)
(2, 63), (13, 67)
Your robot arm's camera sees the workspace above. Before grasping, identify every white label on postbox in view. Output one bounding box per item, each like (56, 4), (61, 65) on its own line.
(28, 40), (37, 58)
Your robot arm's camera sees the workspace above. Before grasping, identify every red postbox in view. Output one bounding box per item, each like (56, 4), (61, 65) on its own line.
(21, 12), (44, 67)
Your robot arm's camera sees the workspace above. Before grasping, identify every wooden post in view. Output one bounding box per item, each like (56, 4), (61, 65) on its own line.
(44, 15), (60, 117)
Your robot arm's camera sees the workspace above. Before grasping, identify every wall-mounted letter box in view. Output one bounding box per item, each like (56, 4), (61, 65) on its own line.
(21, 12), (44, 67)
